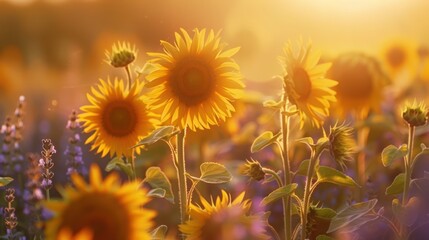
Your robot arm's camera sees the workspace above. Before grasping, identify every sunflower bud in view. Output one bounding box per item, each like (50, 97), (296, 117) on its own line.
(327, 123), (356, 171)
(105, 42), (137, 68)
(239, 159), (265, 181)
(402, 100), (428, 127)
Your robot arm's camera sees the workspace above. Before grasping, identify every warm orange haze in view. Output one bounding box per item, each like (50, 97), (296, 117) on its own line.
(0, 1), (429, 240)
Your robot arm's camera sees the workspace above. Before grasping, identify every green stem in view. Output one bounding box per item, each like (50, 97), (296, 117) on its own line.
(280, 100), (292, 240)
(263, 167), (283, 187)
(400, 125), (415, 238)
(130, 152), (137, 181)
(125, 65), (133, 89)
(187, 179), (199, 211)
(176, 128), (188, 238)
(355, 126), (369, 201)
(301, 148), (321, 240)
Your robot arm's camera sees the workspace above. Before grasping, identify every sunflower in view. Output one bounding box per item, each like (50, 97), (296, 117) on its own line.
(44, 164), (155, 240)
(79, 78), (158, 158)
(279, 40), (337, 128)
(56, 228), (93, 240)
(179, 190), (269, 240)
(381, 39), (418, 77)
(145, 28), (244, 131)
(105, 41), (138, 68)
(327, 53), (390, 119)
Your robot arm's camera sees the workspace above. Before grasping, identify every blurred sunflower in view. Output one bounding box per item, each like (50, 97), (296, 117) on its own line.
(180, 190), (269, 240)
(381, 40), (418, 78)
(44, 165), (155, 240)
(79, 78), (158, 158)
(279, 40), (337, 128)
(327, 53), (390, 119)
(145, 28), (244, 131)
(55, 228), (93, 240)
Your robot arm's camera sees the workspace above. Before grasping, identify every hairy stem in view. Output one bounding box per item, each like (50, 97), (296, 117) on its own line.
(355, 126), (369, 201)
(400, 125), (415, 238)
(176, 128), (188, 239)
(301, 148), (323, 240)
(280, 100), (292, 240)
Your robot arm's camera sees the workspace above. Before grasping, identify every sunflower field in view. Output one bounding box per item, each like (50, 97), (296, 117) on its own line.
(1, 1), (429, 240)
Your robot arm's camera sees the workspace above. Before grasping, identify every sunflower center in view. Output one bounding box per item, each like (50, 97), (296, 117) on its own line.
(59, 193), (130, 240)
(102, 100), (136, 137)
(170, 58), (215, 106)
(387, 46), (406, 68)
(292, 67), (312, 100)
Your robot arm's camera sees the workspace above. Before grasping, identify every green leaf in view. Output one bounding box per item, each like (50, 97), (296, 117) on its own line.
(296, 137), (314, 146)
(296, 159), (310, 176)
(148, 188), (166, 198)
(144, 167), (174, 203)
(251, 131), (280, 153)
(0, 177), (13, 187)
(385, 173), (405, 195)
(413, 145), (429, 170)
(133, 126), (179, 148)
(327, 199), (377, 233)
(317, 166), (359, 187)
(381, 144), (407, 167)
(199, 162), (232, 184)
(261, 183), (298, 206)
(151, 225), (168, 240)
(105, 157), (134, 178)
(338, 214), (378, 233)
(316, 235), (335, 240)
(313, 207), (337, 219)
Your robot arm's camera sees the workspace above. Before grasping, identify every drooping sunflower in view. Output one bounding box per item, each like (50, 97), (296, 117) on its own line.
(180, 190), (269, 240)
(279, 40), (338, 128)
(327, 53), (390, 119)
(44, 164), (155, 240)
(145, 28), (244, 131)
(79, 78), (158, 158)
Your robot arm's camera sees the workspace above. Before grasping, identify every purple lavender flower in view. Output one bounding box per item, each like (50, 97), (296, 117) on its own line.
(64, 110), (87, 180)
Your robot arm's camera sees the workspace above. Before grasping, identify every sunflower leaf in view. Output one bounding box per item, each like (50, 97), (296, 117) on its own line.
(0, 177), (13, 187)
(327, 199), (377, 233)
(148, 188), (166, 198)
(260, 183), (298, 206)
(105, 157), (134, 178)
(296, 159), (311, 176)
(198, 162), (232, 184)
(151, 225), (168, 240)
(251, 131), (281, 153)
(316, 235), (335, 240)
(385, 173), (405, 195)
(133, 126), (180, 148)
(317, 166), (359, 188)
(381, 144), (407, 167)
(144, 167), (175, 203)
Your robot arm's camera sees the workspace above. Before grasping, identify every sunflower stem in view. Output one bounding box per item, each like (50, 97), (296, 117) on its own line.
(400, 125), (415, 239)
(355, 126), (369, 201)
(301, 147), (323, 240)
(125, 65), (133, 89)
(130, 151), (137, 181)
(176, 128), (188, 239)
(280, 99), (293, 240)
